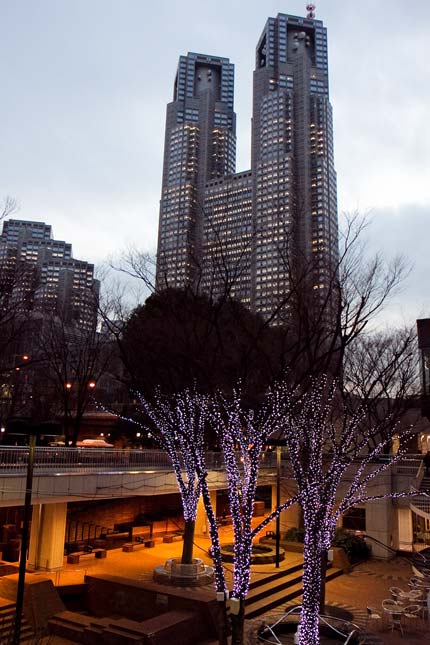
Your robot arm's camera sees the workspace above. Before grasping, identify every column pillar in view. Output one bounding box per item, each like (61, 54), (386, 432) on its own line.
(396, 507), (414, 551)
(364, 472), (393, 559)
(28, 503), (67, 571)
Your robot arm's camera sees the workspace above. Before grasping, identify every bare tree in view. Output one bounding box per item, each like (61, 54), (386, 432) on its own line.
(31, 309), (114, 444)
(0, 196), (18, 222)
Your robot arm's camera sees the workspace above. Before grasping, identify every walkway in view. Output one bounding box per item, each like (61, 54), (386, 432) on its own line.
(28, 526), (430, 644)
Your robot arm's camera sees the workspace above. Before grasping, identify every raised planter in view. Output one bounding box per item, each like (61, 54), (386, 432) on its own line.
(259, 536), (304, 553)
(220, 543), (285, 564)
(153, 557), (214, 587)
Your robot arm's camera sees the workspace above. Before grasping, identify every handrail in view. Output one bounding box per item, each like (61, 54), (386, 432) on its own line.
(361, 533), (398, 555)
(0, 447), (277, 475)
(257, 604), (361, 644)
(0, 446), (424, 477)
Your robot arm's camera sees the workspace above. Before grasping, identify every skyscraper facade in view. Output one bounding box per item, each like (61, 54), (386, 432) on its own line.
(202, 170), (253, 305)
(0, 219), (99, 330)
(251, 11), (338, 319)
(156, 8), (338, 322)
(156, 52), (236, 290)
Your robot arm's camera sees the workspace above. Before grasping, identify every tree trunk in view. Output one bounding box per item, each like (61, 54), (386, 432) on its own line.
(300, 530), (323, 645)
(200, 483), (228, 645)
(230, 598), (245, 645)
(181, 519), (195, 564)
(201, 482), (225, 590)
(319, 549), (328, 612)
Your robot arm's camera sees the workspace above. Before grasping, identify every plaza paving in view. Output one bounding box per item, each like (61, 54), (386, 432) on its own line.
(35, 525), (429, 644)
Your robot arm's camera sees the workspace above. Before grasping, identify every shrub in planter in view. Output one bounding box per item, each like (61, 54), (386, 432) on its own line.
(332, 529), (371, 563)
(284, 527), (305, 543)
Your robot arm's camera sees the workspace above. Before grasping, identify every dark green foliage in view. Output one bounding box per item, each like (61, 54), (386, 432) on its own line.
(332, 528), (371, 563)
(283, 527), (305, 543)
(121, 288), (282, 404)
(282, 527), (370, 564)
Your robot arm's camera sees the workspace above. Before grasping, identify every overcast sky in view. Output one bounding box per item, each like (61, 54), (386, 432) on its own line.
(1, 0), (429, 325)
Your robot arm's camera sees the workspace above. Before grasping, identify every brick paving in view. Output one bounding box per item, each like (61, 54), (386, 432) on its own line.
(36, 530), (430, 644)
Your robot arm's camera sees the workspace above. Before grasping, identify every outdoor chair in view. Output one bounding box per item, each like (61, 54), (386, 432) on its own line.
(366, 607), (382, 631)
(409, 576), (430, 589)
(408, 588), (423, 599)
(389, 586), (404, 600)
(382, 599), (403, 636)
(412, 564), (430, 578)
(382, 599), (398, 609)
(402, 604), (421, 631)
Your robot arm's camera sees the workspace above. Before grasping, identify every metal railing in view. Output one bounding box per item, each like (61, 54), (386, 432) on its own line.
(0, 446), (423, 478)
(392, 457), (424, 476)
(0, 447), (277, 475)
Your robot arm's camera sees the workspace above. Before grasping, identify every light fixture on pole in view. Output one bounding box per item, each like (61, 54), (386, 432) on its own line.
(6, 418), (60, 645)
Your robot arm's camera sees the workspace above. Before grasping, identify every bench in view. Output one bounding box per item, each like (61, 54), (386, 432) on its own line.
(134, 536), (156, 547)
(162, 533), (183, 543)
(122, 539), (156, 552)
(67, 548), (106, 564)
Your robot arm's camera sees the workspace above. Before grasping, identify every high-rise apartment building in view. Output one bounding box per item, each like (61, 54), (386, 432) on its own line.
(0, 219), (99, 330)
(156, 7), (338, 322)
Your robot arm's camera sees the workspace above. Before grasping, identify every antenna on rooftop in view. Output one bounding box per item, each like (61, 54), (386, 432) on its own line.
(306, 3), (316, 18)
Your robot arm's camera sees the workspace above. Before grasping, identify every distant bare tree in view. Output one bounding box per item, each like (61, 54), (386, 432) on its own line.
(0, 196), (18, 222)
(31, 306), (115, 444)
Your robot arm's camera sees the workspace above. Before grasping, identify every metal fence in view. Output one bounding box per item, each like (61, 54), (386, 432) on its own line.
(0, 447), (278, 475)
(0, 446), (423, 477)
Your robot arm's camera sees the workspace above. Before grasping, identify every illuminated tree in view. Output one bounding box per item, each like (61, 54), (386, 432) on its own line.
(132, 389), (222, 568)
(113, 387), (232, 645)
(275, 375), (428, 645)
(117, 385), (300, 645)
(213, 387), (301, 645)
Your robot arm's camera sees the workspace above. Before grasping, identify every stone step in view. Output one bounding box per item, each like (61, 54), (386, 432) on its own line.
(245, 566), (343, 619)
(247, 570), (304, 606)
(0, 597), (36, 644)
(248, 559), (304, 591)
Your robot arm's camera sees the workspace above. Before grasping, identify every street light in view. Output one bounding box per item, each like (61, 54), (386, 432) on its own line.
(5, 418), (61, 645)
(268, 438), (288, 568)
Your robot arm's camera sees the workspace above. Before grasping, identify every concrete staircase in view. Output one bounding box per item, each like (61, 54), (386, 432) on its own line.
(49, 609), (201, 645)
(410, 473), (430, 520)
(420, 474), (430, 495)
(0, 597), (34, 643)
(245, 559), (343, 618)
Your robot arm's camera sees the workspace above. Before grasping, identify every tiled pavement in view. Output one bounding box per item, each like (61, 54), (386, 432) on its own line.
(35, 530), (429, 644)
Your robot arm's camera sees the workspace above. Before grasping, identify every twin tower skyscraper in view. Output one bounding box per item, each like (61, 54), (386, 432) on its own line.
(156, 10), (338, 323)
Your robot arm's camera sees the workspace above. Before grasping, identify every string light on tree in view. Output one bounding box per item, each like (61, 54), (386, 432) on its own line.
(269, 374), (429, 645)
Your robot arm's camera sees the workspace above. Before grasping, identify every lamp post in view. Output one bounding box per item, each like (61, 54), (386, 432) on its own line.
(268, 438), (288, 568)
(6, 418), (60, 645)
(276, 445), (281, 568)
